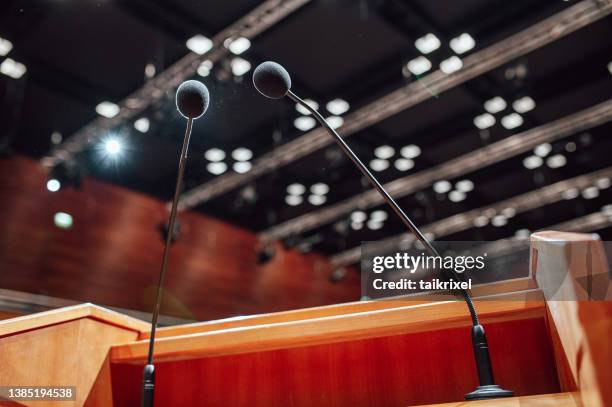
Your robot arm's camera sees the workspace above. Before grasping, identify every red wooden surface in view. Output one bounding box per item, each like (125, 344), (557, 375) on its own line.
(110, 317), (559, 406)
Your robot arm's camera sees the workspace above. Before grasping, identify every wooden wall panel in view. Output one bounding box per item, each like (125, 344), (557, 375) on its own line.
(0, 156), (360, 320)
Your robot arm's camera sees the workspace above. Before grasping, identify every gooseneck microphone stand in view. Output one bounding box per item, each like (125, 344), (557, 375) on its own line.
(142, 118), (193, 407)
(287, 90), (513, 400)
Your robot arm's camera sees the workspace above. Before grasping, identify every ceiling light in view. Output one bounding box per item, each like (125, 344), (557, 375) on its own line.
(449, 33), (475, 54)
(534, 143), (552, 157)
(230, 57), (251, 76)
(406, 56), (432, 76)
(370, 210), (388, 222)
(501, 207), (516, 218)
(351, 211), (367, 223)
(145, 63), (156, 79)
(233, 161), (252, 174)
(197, 60), (213, 77)
(374, 145), (395, 159)
(0, 38), (13, 56)
(608, 61), (612, 75)
(515, 229), (531, 240)
(311, 183), (330, 195)
(473, 113), (495, 129)
(512, 96), (536, 113)
(501, 113), (523, 130)
(0, 58), (26, 79)
(523, 155), (543, 169)
(227, 37), (251, 55)
(367, 220), (384, 230)
(285, 195), (303, 206)
(104, 138), (122, 155)
(582, 186), (599, 200)
(308, 194), (327, 206)
(186, 34), (213, 55)
(370, 159), (389, 172)
(351, 221), (364, 230)
(440, 56), (463, 74)
(294, 116), (316, 131)
(205, 148), (225, 162)
(95, 101), (120, 118)
(295, 99), (318, 115)
(207, 162), (227, 175)
(455, 179), (474, 192)
(562, 188), (579, 200)
(326, 99), (350, 115)
(565, 142), (577, 152)
(546, 154), (567, 168)
(134, 117), (150, 133)
(287, 183), (306, 195)
(415, 33), (441, 54)
(326, 116), (344, 129)
(51, 132), (63, 145)
(400, 144), (421, 159)
(433, 180), (452, 194)
(449, 190), (466, 202)
(46, 179), (61, 192)
(473, 215), (489, 228)
(596, 177), (611, 190)
(54, 212), (73, 230)
(484, 97), (507, 114)
(394, 158), (414, 171)
(491, 215), (508, 227)
(232, 147), (253, 161)
(601, 204), (612, 216)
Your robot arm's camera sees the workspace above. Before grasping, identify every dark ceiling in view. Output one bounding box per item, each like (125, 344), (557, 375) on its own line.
(1, 0), (611, 263)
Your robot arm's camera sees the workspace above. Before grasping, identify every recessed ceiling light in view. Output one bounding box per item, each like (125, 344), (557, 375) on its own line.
(474, 215), (489, 227)
(233, 161), (252, 174)
(607, 61), (612, 75)
(562, 188), (579, 200)
(351, 211), (367, 223)
(400, 144), (421, 159)
(197, 60), (213, 77)
(308, 194), (327, 206)
(294, 116), (316, 131)
(285, 195), (303, 206)
(433, 180), (452, 194)
(0, 58), (26, 79)
(351, 221), (364, 230)
(515, 229), (531, 239)
(415, 33), (441, 54)
(134, 117), (150, 133)
(546, 154), (566, 168)
(394, 158), (414, 171)
(440, 56), (463, 74)
(232, 147), (253, 161)
(310, 182), (329, 195)
(287, 183), (306, 195)
(449, 33), (475, 54)
(407, 56), (432, 76)
(565, 142), (577, 152)
(46, 179), (61, 192)
(455, 179), (474, 192)
(295, 99), (318, 115)
(326, 99), (350, 115)
(601, 204), (612, 216)
(370, 159), (389, 172)
(534, 143), (552, 157)
(474, 113), (495, 129)
(582, 186), (599, 200)
(95, 101), (120, 118)
(326, 116), (344, 129)
(230, 57), (251, 76)
(484, 97), (507, 114)
(226, 37), (251, 55)
(501, 207), (516, 218)
(367, 220), (384, 230)
(596, 177), (611, 190)
(205, 148), (225, 162)
(370, 210), (388, 222)
(186, 34), (213, 55)
(0, 37), (13, 56)
(145, 63), (156, 79)
(104, 138), (122, 155)
(54, 212), (73, 230)
(512, 96), (536, 113)
(491, 215), (508, 227)
(207, 162), (227, 175)
(374, 145), (395, 159)
(523, 155), (543, 169)
(50, 132), (63, 145)
(501, 113), (524, 130)
(449, 190), (466, 202)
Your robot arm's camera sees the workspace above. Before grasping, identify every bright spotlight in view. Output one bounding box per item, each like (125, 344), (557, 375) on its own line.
(47, 179), (61, 192)
(105, 138), (122, 155)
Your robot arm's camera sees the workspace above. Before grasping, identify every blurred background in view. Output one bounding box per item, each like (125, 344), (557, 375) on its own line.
(0, 0), (611, 323)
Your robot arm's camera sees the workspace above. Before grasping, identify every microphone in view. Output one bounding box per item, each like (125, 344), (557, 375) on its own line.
(142, 80), (210, 407)
(252, 61), (513, 401)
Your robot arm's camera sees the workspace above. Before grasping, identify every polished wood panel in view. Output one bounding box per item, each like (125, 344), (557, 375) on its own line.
(416, 392), (579, 406)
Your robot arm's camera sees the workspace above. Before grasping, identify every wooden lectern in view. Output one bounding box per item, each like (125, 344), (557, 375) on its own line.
(0, 231), (610, 406)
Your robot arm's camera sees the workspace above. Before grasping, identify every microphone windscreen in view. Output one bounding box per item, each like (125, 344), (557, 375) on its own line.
(176, 80), (210, 119)
(253, 61), (291, 99)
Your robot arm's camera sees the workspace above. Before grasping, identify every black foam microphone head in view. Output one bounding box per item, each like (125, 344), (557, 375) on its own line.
(176, 80), (210, 119)
(253, 61), (292, 99)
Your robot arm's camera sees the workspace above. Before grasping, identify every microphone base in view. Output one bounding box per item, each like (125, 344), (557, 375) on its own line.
(465, 385), (514, 400)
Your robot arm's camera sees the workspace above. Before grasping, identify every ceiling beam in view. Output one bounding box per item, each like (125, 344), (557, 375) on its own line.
(175, 0), (612, 211)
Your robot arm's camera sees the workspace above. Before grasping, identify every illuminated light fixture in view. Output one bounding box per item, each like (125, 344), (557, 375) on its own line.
(562, 188), (579, 200)
(226, 37), (251, 55)
(534, 143), (552, 157)
(406, 56), (432, 76)
(582, 186), (599, 200)
(232, 148), (253, 161)
(295, 99), (318, 115)
(285, 195), (303, 206)
(95, 101), (120, 118)
(351, 221), (364, 230)
(473, 215), (489, 227)
(501, 112), (523, 130)
(205, 148), (225, 162)
(370, 159), (389, 172)
(233, 161), (252, 174)
(308, 194), (326, 206)
(601, 204), (612, 216)
(515, 229), (531, 239)
(433, 180), (452, 194)
(351, 211), (367, 223)
(565, 142), (577, 152)
(207, 162), (228, 175)
(394, 158), (414, 171)
(415, 33), (441, 54)
(0, 38), (13, 56)
(145, 63), (156, 79)
(367, 220), (384, 230)
(596, 177), (611, 190)
(523, 155), (543, 169)
(455, 179), (474, 193)
(51, 132), (63, 145)
(46, 179), (61, 192)
(491, 215), (508, 227)
(607, 61), (612, 75)
(326, 116), (344, 129)
(54, 212), (73, 230)
(449, 190), (466, 202)
(449, 33), (475, 54)
(484, 97), (507, 114)
(294, 116), (316, 131)
(310, 183), (329, 195)
(501, 207), (516, 218)
(230, 57), (251, 76)
(134, 117), (150, 133)
(287, 183), (306, 195)
(473, 113), (495, 129)
(104, 138), (122, 155)
(374, 145), (395, 160)
(439, 56), (463, 74)
(197, 60), (213, 77)
(400, 144), (421, 159)
(370, 210), (388, 222)
(512, 96), (536, 113)
(326, 99), (350, 115)
(186, 34), (213, 55)
(0, 58), (26, 79)
(546, 154), (567, 169)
